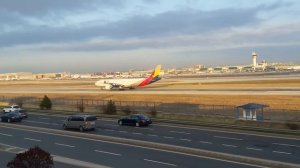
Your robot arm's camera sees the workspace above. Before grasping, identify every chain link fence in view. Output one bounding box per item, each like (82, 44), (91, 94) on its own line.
(0, 96), (300, 123)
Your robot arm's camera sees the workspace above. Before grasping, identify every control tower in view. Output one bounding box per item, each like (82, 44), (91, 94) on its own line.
(252, 52), (257, 67)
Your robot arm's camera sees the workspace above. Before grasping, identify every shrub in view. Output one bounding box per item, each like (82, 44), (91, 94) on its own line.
(7, 146), (53, 168)
(103, 100), (116, 115)
(39, 95), (52, 110)
(285, 122), (300, 130)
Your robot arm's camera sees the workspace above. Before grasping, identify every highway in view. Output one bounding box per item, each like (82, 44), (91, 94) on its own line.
(0, 123), (262, 168)
(2, 113), (299, 167)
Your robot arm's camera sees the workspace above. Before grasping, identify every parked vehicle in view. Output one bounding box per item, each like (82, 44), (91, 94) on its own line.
(3, 105), (22, 113)
(118, 114), (152, 127)
(63, 115), (97, 132)
(15, 109), (28, 118)
(0, 112), (22, 123)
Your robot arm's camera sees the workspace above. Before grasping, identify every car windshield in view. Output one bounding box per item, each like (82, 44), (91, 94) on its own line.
(139, 115), (149, 120)
(6, 113), (17, 117)
(86, 116), (97, 121)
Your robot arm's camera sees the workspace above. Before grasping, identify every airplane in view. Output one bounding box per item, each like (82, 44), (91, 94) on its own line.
(95, 65), (161, 90)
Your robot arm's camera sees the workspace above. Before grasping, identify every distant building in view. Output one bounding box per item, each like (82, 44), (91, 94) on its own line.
(252, 52), (257, 68)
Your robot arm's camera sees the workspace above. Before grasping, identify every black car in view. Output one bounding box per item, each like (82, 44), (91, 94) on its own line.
(118, 114), (152, 127)
(0, 112), (22, 123)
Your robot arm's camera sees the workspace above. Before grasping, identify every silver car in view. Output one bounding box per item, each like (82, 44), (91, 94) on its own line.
(63, 115), (97, 132)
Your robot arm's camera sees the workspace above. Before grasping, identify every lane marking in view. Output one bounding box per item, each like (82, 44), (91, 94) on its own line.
(272, 151), (292, 155)
(153, 123), (300, 141)
(246, 147), (262, 151)
(135, 127), (154, 131)
(0, 126), (268, 168)
(103, 124), (117, 127)
(147, 134), (158, 137)
(0, 133), (13, 137)
(24, 137), (41, 142)
(214, 136), (243, 141)
(144, 159), (177, 167)
(180, 139), (192, 142)
(0, 141), (111, 168)
(199, 141), (213, 144)
(132, 132), (142, 135)
(104, 129), (115, 132)
(222, 144), (237, 148)
(5, 147), (17, 152)
(118, 131), (128, 133)
(55, 143), (75, 148)
(170, 131), (191, 135)
(272, 143), (300, 148)
(94, 150), (121, 156)
(39, 117), (50, 120)
(24, 120), (55, 125)
(29, 113), (300, 141)
(163, 136), (174, 139)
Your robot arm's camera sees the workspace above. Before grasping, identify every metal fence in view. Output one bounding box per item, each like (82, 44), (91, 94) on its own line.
(1, 96), (300, 122)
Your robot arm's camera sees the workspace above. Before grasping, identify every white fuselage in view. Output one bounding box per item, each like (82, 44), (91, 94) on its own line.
(95, 78), (145, 89)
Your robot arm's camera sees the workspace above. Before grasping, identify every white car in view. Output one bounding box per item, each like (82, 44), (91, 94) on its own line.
(3, 105), (22, 113)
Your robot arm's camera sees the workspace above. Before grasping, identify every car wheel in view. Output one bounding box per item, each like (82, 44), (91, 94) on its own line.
(135, 122), (140, 127)
(7, 119), (11, 123)
(79, 126), (84, 132)
(62, 124), (66, 130)
(118, 120), (123, 125)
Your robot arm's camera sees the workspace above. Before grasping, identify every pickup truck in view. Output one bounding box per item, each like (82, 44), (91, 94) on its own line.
(3, 105), (22, 113)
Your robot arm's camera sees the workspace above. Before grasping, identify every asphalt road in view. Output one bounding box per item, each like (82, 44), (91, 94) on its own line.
(6, 113), (300, 165)
(0, 125), (260, 168)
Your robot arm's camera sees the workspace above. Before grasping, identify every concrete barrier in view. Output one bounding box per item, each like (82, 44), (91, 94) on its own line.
(0, 122), (299, 168)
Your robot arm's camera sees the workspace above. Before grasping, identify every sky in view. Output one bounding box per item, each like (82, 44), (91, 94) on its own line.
(0, 0), (300, 73)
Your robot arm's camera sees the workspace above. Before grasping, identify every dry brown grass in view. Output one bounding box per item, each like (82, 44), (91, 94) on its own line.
(1, 93), (300, 110)
(0, 78), (299, 110)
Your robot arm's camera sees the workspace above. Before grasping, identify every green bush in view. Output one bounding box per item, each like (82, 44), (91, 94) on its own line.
(7, 146), (53, 168)
(103, 100), (117, 115)
(39, 95), (52, 110)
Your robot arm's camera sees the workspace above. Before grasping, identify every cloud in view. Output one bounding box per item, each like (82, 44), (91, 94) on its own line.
(0, 0), (123, 16)
(0, 6), (265, 48)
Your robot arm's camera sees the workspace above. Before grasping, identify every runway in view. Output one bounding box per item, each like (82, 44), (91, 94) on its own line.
(1, 113), (299, 167)
(0, 73), (299, 96)
(0, 87), (300, 95)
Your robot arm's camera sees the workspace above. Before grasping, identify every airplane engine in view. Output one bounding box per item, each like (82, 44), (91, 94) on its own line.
(104, 84), (112, 90)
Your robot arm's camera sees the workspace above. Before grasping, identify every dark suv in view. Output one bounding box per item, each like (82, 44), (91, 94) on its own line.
(118, 114), (152, 127)
(63, 115), (97, 132)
